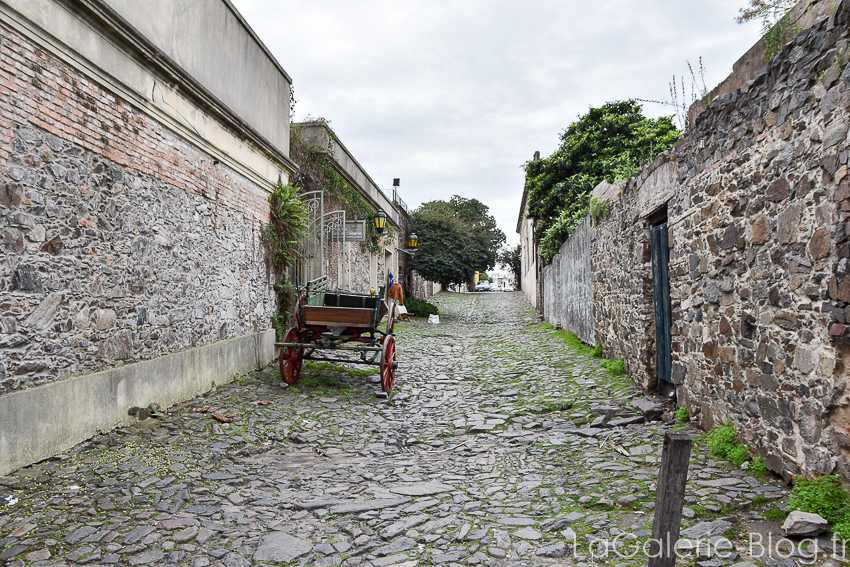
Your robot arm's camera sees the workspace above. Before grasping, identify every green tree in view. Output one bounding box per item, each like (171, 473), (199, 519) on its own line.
(524, 100), (679, 263)
(410, 197), (505, 287)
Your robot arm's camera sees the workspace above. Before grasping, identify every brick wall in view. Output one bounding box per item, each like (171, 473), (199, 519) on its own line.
(0, 23), (276, 394)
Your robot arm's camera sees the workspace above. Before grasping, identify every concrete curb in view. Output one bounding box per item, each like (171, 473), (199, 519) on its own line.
(0, 329), (275, 477)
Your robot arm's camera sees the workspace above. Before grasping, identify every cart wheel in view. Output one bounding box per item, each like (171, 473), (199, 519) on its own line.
(386, 303), (396, 335)
(380, 335), (396, 392)
(279, 328), (303, 385)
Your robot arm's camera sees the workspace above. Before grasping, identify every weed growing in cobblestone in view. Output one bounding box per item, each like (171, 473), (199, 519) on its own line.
(675, 406), (689, 422)
(788, 474), (850, 536)
(706, 422), (750, 467)
(599, 358), (625, 375)
(764, 505), (785, 521)
(303, 361), (378, 378)
(748, 456), (768, 477)
(727, 444), (749, 467)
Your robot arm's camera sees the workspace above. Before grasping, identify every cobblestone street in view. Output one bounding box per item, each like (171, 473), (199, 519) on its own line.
(0, 292), (832, 567)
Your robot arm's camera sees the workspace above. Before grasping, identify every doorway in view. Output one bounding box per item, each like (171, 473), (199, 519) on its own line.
(649, 208), (673, 393)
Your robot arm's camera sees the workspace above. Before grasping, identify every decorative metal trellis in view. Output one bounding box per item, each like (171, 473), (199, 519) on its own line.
(294, 190), (352, 291)
(323, 209), (346, 290)
(294, 190), (323, 287)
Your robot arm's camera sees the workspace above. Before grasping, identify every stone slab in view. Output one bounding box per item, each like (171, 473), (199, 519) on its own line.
(253, 532), (313, 562)
(389, 483), (454, 496)
(329, 498), (411, 514)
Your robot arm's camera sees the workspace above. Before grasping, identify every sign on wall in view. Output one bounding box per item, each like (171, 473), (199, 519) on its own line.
(330, 220), (366, 242)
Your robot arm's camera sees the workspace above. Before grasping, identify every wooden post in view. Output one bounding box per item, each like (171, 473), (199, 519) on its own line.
(648, 431), (693, 567)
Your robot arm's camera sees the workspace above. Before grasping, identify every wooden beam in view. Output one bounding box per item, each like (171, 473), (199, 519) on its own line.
(648, 431), (693, 567)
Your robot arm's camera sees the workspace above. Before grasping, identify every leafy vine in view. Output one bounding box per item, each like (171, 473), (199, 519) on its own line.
(290, 121), (389, 253)
(262, 182), (309, 339)
(736, 0), (804, 61)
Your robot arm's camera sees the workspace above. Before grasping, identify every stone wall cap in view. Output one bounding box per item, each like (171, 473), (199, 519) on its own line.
(591, 181), (621, 201)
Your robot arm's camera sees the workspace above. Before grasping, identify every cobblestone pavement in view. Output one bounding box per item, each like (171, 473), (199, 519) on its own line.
(0, 292), (843, 566)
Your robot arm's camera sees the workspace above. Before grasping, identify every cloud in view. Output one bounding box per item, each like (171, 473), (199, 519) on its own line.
(231, 0), (763, 244)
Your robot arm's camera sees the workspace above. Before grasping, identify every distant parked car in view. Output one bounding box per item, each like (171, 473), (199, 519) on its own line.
(474, 281), (491, 292)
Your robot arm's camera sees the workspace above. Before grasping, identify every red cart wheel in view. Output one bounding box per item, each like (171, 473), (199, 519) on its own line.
(380, 335), (396, 392)
(386, 302), (396, 335)
(280, 328), (303, 385)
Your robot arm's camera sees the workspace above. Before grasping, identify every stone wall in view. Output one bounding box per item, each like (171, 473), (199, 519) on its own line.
(0, 8), (289, 475)
(0, 21), (276, 393)
(542, 216), (596, 344)
(592, 198), (658, 391)
(592, 1), (850, 481)
(408, 271), (442, 301)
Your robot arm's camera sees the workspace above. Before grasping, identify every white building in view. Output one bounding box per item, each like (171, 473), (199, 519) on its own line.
(517, 182), (541, 312)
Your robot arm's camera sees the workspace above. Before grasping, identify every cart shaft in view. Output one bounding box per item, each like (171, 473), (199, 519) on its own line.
(275, 342), (382, 352)
(303, 355), (398, 369)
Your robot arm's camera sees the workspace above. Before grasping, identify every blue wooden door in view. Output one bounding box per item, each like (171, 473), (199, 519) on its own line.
(651, 223), (672, 384)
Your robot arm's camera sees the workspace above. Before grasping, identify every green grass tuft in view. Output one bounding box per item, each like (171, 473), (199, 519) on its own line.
(552, 330), (605, 360)
(600, 358), (625, 375)
(675, 406), (689, 422)
(834, 518), (850, 540)
(706, 422), (771, 474)
(706, 422), (740, 460)
(728, 445), (749, 467)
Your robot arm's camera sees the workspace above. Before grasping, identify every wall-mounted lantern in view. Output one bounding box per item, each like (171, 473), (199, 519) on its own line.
(374, 209), (387, 234)
(407, 233), (418, 249)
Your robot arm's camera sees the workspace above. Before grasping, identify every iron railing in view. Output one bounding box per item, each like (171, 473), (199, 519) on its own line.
(393, 188), (408, 214)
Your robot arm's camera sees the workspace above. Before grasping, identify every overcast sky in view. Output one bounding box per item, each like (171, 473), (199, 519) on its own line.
(230, 0), (764, 245)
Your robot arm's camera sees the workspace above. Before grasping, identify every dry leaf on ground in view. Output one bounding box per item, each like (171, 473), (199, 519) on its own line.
(611, 442), (631, 457)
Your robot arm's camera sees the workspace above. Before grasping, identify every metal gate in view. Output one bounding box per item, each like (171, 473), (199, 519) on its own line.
(323, 210), (346, 290)
(294, 189), (352, 291)
(651, 223), (672, 384)
(294, 191), (323, 287)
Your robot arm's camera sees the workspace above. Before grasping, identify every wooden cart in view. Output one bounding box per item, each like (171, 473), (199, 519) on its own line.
(276, 276), (398, 392)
